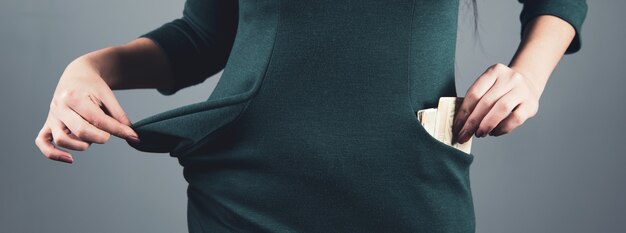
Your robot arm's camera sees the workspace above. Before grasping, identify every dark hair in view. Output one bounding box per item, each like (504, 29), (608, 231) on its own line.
(457, 0), (483, 68)
(470, 0), (479, 36)
(460, 0), (480, 45)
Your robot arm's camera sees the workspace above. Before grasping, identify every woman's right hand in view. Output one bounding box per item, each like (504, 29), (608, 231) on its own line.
(35, 56), (140, 164)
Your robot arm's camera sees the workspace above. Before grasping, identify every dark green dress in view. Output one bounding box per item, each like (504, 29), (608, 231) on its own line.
(128, 0), (587, 232)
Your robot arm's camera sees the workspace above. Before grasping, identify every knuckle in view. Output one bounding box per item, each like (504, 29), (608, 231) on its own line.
(73, 124), (88, 139)
(478, 98), (493, 109)
(492, 63), (506, 71)
(458, 108), (469, 118)
(485, 126), (495, 134)
(496, 63), (507, 69)
(529, 107), (538, 118)
(480, 118), (493, 128)
(58, 90), (72, 101)
(510, 112), (525, 125)
(43, 150), (54, 159)
(59, 90), (80, 106)
(480, 120), (494, 132)
(52, 136), (64, 146)
(475, 123), (486, 134)
(90, 118), (102, 129)
(465, 92), (480, 102)
(501, 126), (514, 135)
(74, 131), (85, 140)
(35, 130), (48, 143)
(531, 101), (540, 114)
(499, 100), (516, 112)
(39, 128), (48, 137)
(73, 142), (89, 151)
(94, 132), (110, 144)
(78, 143), (90, 151)
(510, 72), (525, 83)
(96, 136), (109, 144)
(496, 102), (509, 112)
(34, 136), (43, 148)
(511, 71), (524, 79)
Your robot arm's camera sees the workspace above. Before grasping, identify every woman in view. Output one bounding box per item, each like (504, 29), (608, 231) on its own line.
(35, 0), (587, 232)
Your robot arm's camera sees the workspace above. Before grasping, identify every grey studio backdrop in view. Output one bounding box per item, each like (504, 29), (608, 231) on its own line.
(1, 0), (624, 232)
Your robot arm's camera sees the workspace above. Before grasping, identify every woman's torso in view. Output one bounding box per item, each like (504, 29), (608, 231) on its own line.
(135, 0), (476, 232)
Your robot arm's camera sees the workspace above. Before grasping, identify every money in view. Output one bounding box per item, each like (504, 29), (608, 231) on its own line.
(416, 97), (472, 154)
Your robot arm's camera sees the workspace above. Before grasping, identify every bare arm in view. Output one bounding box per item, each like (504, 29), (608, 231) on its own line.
(35, 0), (238, 164)
(509, 15), (576, 96)
(76, 37), (175, 91)
(34, 38), (177, 164)
(453, 15), (580, 143)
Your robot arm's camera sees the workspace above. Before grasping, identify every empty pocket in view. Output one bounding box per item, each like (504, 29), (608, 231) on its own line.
(127, 96), (252, 157)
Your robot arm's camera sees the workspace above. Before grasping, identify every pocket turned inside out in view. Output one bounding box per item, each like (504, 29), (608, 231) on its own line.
(127, 97), (250, 156)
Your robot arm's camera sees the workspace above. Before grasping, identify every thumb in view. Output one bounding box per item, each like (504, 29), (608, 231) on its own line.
(99, 90), (133, 127)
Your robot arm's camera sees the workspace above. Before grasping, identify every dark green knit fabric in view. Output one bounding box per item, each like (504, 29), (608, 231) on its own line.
(519, 0), (587, 54)
(128, 1), (587, 232)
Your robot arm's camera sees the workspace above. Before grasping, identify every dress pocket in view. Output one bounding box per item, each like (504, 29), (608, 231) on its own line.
(411, 112), (475, 165)
(126, 95), (251, 156)
(127, 0), (282, 157)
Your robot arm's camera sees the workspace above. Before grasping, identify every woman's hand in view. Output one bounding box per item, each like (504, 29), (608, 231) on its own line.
(452, 63), (542, 144)
(35, 56), (140, 164)
(452, 15), (578, 144)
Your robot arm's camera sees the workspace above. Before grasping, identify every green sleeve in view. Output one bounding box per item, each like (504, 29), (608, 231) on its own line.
(518, 0), (588, 54)
(139, 0), (238, 95)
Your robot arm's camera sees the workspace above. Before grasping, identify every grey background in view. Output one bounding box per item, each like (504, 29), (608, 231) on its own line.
(1, 0), (623, 232)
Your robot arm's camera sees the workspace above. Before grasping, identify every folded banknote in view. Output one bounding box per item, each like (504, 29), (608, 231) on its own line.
(416, 97), (472, 154)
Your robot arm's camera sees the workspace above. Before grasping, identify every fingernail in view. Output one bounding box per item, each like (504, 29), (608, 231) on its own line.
(128, 129), (139, 138)
(476, 130), (484, 138)
(61, 156), (73, 164)
(460, 130), (472, 144)
(128, 135), (140, 143)
(458, 130), (467, 143)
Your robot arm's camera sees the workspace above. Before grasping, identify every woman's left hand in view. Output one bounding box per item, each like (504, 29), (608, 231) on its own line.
(453, 63), (543, 144)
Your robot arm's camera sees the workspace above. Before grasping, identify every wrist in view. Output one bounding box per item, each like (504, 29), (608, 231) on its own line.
(75, 47), (124, 89)
(509, 64), (548, 99)
(64, 55), (101, 80)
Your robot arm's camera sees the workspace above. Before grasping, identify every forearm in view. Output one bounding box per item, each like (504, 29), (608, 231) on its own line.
(71, 37), (175, 91)
(508, 15), (577, 97)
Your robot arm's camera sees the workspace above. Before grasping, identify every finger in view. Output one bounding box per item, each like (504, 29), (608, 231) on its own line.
(35, 127), (74, 163)
(49, 118), (90, 151)
(490, 101), (534, 136)
(52, 105), (110, 144)
(453, 65), (499, 138)
(477, 89), (523, 137)
(453, 64), (505, 143)
(458, 69), (522, 143)
(68, 93), (139, 142)
(457, 77), (513, 143)
(98, 90), (132, 126)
